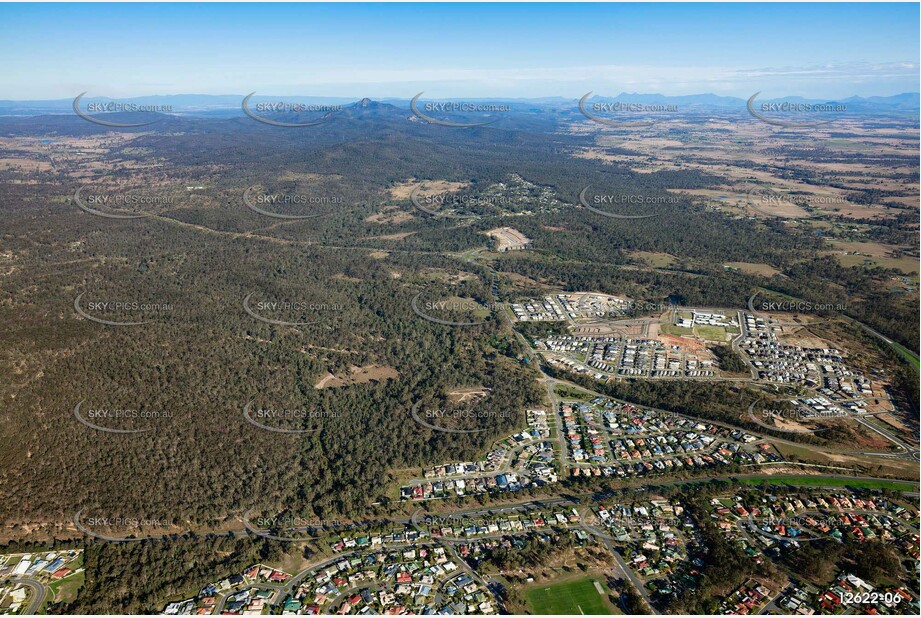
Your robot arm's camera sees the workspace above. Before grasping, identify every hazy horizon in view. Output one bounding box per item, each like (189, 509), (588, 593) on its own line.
(1, 3), (918, 100)
(3, 91), (921, 103)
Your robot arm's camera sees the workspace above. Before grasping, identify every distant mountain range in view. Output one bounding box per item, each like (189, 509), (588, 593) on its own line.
(562, 92), (920, 112)
(0, 92), (917, 116)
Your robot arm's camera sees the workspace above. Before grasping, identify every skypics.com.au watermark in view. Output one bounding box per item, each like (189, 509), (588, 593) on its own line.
(624, 301), (681, 315)
(73, 400), (170, 434)
(748, 190), (848, 207)
(243, 292), (344, 327)
(241, 93), (341, 127)
(747, 292), (842, 327)
(74, 510), (180, 542)
(411, 93), (508, 127)
(747, 92), (847, 128)
(86, 102), (172, 114)
(252, 102), (339, 114)
(242, 401), (341, 434)
(579, 407), (682, 432)
(759, 407), (847, 420)
(243, 509), (346, 542)
(410, 401), (513, 434)
(73, 185), (176, 219)
(758, 300), (847, 313)
(590, 102), (679, 114)
(411, 293), (504, 327)
(410, 509), (504, 539)
(580, 512), (686, 542)
(419, 298), (500, 313)
(591, 194), (679, 205)
(409, 186), (511, 218)
(73, 93), (171, 128)
(746, 399), (835, 435)
(242, 187), (342, 220)
(745, 186), (848, 218)
(74, 292), (173, 327)
(422, 102), (509, 114)
(745, 514), (850, 543)
(578, 186), (677, 219)
(579, 93), (680, 128)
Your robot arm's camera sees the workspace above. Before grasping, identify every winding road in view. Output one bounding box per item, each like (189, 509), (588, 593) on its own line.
(6, 577), (48, 615)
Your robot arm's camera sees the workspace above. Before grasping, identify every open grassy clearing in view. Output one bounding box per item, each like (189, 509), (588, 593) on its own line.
(773, 444), (919, 480)
(832, 252), (920, 274)
(694, 324), (736, 341)
(47, 570), (85, 607)
(723, 262), (781, 277)
(889, 340), (920, 370)
(735, 474), (917, 492)
(629, 251), (676, 268)
(525, 575), (616, 615)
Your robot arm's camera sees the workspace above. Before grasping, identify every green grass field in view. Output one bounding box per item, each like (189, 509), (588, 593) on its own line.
(736, 476), (917, 492)
(554, 385), (597, 401)
(526, 576), (614, 615)
(834, 253), (919, 275)
(694, 325), (729, 341)
(889, 340), (920, 370)
(630, 251), (676, 268)
(660, 323), (693, 337)
(46, 570), (85, 610)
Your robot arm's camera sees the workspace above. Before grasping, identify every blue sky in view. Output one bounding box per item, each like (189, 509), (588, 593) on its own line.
(1, 2), (918, 99)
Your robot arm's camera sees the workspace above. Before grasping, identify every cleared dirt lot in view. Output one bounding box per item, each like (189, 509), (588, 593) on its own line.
(314, 364), (399, 388)
(388, 179), (469, 199)
(485, 226), (531, 251)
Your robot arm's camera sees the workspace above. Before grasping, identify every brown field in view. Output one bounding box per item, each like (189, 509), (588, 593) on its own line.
(485, 226), (531, 251)
(420, 268), (480, 284)
(875, 413), (910, 432)
(568, 115), (918, 227)
(864, 386), (896, 414)
(0, 156), (53, 172)
(824, 203), (906, 220)
(773, 443), (920, 480)
(277, 171), (342, 182)
(388, 179), (468, 200)
(724, 262), (781, 277)
(825, 240), (911, 258)
(748, 198), (814, 219)
(882, 195), (920, 209)
(775, 330), (833, 349)
(365, 206), (415, 225)
(361, 231), (416, 241)
(630, 251), (676, 267)
(314, 364), (399, 389)
(447, 387), (491, 403)
(841, 419), (897, 451)
(266, 551), (317, 579)
(572, 147), (620, 163)
(496, 271), (554, 291)
(833, 253), (919, 274)
(658, 333), (706, 352)
(0, 134), (143, 151)
(771, 415), (816, 433)
(823, 240), (919, 274)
